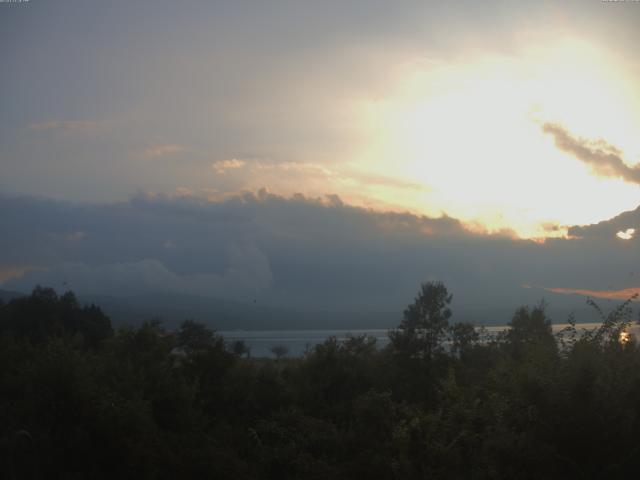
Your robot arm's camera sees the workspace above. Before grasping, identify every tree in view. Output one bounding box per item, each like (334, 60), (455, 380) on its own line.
(449, 322), (479, 359)
(271, 344), (289, 360)
(501, 301), (557, 360)
(390, 281), (453, 359)
(229, 339), (251, 358)
(505, 303), (553, 344)
(177, 319), (216, 354)
(0, 287), (112, 348)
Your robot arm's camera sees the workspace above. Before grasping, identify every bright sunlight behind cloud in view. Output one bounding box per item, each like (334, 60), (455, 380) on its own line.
(353, 37), (640, 238)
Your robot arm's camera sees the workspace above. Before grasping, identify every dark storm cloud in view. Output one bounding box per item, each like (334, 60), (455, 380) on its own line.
(1, 193), (638, 321)
(567, 204), (640, 240)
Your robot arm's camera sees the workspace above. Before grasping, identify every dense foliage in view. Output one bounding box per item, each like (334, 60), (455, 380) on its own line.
(1, 283), (639, 479)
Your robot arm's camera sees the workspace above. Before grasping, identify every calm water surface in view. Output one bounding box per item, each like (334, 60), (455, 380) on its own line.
(219, 322), (626, 358)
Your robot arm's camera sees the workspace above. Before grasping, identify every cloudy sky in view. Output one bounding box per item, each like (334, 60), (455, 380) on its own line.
(1, 1), (639, 323)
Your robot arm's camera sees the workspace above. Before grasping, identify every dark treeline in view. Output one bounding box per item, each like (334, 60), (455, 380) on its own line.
(1, 283), (639, 479)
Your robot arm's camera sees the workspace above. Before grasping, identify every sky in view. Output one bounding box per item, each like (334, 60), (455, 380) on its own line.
(1, 1), (639, 324)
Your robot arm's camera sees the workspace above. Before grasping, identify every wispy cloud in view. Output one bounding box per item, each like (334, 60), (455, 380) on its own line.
(346, 170), (429, 192)
(212, 158), (247, 174)
(251, 161), (427, 190)
(0, 266), (40, 284)
(543, 286), (640, 301)
(139, 144), (188, 160)
(252, 161), (335, 176)
(48, 231), (86, 242)
(28, 120), (101, 134)
(542, 123), (640, 184)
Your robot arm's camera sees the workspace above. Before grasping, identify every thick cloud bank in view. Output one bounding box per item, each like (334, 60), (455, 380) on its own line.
(1, 191), (638, 325)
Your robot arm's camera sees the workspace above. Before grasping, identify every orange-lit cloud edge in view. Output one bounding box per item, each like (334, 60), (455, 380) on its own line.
(0, 266), (43, 284)
(541, 286), (640, 302)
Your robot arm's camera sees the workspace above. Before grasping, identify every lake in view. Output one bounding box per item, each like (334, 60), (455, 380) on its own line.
(219, 322), (628, 357)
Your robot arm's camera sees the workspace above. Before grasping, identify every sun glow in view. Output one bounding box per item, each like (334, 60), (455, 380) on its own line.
(353, 37), (640, 238)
